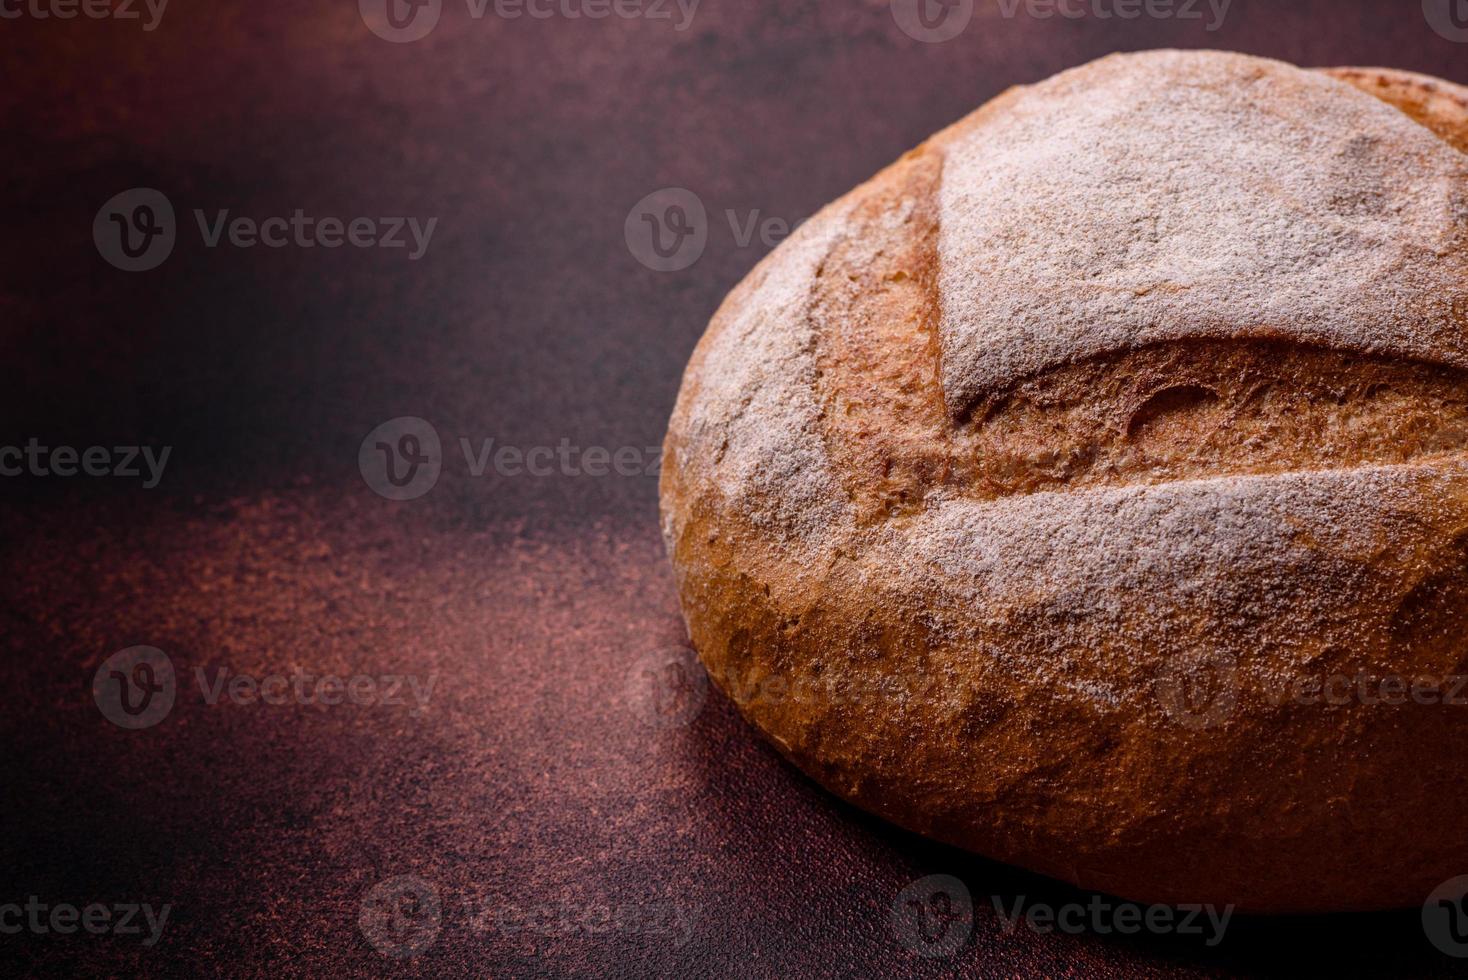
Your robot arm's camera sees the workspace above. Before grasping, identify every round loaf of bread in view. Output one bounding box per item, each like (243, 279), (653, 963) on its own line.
(659, 50), (1468, 913)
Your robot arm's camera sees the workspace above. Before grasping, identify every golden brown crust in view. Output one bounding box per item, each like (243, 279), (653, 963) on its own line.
(661, 52), (1468, 913)
(961, 339), (1468, 498)
(810, 148), (950, 523)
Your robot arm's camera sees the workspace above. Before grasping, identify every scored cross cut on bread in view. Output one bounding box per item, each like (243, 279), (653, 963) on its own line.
(660, 50), (1468, 913)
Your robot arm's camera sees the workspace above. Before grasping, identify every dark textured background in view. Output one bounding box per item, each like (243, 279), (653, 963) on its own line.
(5, 0), (1468, 976)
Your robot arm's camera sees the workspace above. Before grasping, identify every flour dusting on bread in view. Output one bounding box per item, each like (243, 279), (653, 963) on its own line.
(938, 50), (1468, 414)
(669, 203), (856, 546)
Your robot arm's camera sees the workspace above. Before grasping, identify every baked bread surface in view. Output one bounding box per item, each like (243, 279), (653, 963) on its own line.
(659, 50), (1468, 912)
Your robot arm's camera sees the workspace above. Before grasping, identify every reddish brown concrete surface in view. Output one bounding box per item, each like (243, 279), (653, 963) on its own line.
(4, 1), (1468, 976)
